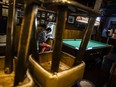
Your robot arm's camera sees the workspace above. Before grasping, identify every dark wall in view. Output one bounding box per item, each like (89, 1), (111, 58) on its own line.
(0, 0), (8, 35)
(0, 16), (7, 35)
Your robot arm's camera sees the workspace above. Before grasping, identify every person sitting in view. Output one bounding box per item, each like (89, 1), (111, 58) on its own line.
(38, 25), (52, 52)
(102, 28), (109, 37)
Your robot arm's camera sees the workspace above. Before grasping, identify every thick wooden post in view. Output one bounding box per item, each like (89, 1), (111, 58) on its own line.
(73, 17), (97, 65)
(5, 0), (16, 74)
(51, 5), (67, 72)
(31, 9), (39, 61)
(14, 3), (38, 86)
(74, 0), (103, 66)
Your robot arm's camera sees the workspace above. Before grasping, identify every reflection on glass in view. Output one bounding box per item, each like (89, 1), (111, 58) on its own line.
(68, 16), (75, 24)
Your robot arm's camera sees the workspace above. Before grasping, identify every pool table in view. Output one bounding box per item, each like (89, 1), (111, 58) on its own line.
(62, 39), (112, 61)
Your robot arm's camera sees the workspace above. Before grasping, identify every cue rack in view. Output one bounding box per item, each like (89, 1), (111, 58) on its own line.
(4, 0), (103, 86)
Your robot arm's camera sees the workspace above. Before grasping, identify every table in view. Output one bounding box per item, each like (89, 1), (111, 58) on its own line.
(62, 39), (112, 61)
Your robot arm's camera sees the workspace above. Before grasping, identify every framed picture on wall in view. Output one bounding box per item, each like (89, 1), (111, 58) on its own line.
(37, 12), (41, 18)
(40, 19), (45, 25)
(46, 12), (56, 22)
(2, 8), (8, 16)
(37, 20), (40, 26)
(67, 15), (75, 24)
(41, 12), (46, 18)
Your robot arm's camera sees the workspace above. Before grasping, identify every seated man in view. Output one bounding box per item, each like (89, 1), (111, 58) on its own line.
(102, 28), (109, 37)
(38, 26), (52, 52)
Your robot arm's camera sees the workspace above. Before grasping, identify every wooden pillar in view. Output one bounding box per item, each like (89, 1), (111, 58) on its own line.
(14, 3), (38, 86)
(74, 0), (103, 66)
(31, 10), (39, 61)
(74, 17), (96, 65)
(51, 5), (67, 72)
(5, 0), (16, 74)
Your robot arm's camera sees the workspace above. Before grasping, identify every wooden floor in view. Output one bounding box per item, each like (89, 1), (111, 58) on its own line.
(0, 35), (14, 87)
(0, 56), (109, 87)
(0, 57), (33, 87)
(84, 68), (107, 87)
(83, 60), (109, 87)
(0, 57), (14, 87)
(72, 57), (109, 87)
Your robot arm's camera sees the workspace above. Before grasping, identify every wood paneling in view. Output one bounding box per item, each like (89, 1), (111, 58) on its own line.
(63, 29), (85, 39)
